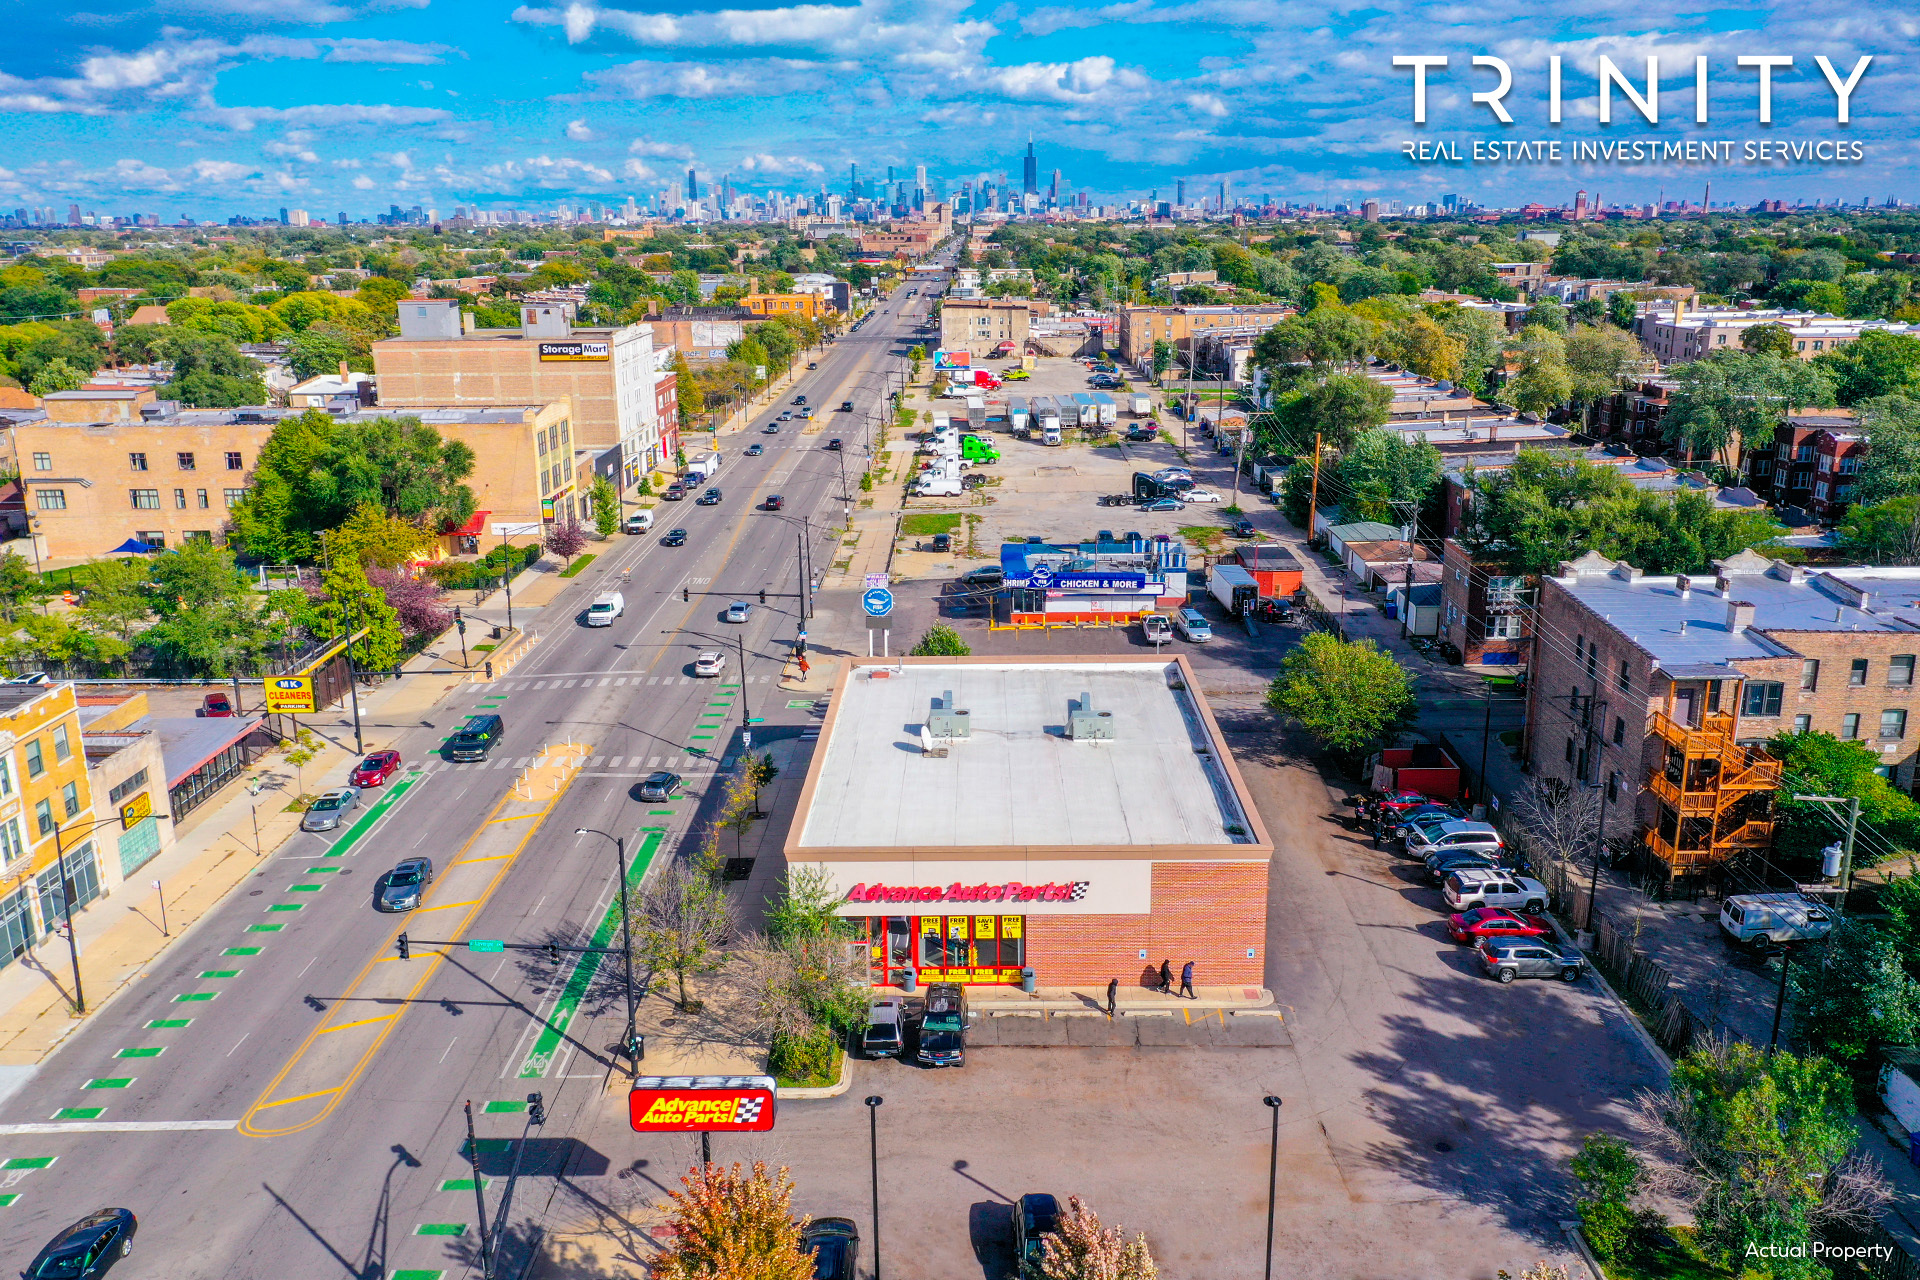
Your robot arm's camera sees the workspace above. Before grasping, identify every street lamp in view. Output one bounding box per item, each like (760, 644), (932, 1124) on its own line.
(575, 827), (638, 1077)
(1262, 1096), (1283, 1280)
(51, 811), (172, 1015)
(864, 1095), (884, 1280)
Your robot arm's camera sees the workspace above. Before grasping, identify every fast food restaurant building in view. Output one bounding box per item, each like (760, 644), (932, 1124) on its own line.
(785, 656), (1273, 988)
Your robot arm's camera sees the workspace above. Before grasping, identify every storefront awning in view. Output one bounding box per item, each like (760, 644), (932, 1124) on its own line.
(150, 716), (264, 788)
(447, 510), (491, 537)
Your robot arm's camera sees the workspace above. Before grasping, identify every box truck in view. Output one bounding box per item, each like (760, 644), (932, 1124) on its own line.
(1209, 564), (1260, 616)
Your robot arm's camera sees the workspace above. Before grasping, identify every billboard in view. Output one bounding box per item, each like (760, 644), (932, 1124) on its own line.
(628, 1076), (778, 1132)
(263, 676), (316, 714)
(933, 348), (971, 370)
(537, 341), (611, 362)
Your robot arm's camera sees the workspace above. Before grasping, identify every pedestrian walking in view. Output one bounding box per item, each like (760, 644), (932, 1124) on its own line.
(1158, 959), (1172, 993)
(1179, 961), (1195, 1000)
(1106, 977), (1118, 1017)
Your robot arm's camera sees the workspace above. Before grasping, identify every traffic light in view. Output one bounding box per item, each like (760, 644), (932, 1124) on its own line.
(453, 606), (463, 622)
(682, 586), (689, 602)
(546, 942), (562, 965)
(759, 589), (766, 604)
(527, 1091), (546, 1125)
(396, 933), (410, 961)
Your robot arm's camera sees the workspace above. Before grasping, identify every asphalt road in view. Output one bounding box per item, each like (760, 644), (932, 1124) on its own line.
(0, 275), (941, 1280)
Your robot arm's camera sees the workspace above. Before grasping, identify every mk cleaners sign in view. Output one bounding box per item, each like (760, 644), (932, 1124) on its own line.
(628, 1076), (777, 1132)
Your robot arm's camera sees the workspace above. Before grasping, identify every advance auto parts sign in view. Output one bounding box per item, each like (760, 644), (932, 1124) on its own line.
(629, 1076), (777, 1132)
(537, 340), (611, 362)
(816, 861), (1153, 916)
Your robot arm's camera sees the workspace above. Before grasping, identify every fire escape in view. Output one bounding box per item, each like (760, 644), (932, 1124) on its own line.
(1644, 709), (1782, 886)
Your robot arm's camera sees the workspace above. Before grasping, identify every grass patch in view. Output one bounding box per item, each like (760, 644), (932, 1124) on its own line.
(557, 554), (597, 579)
(1179, 525), (1228, 553)
(900, 513), (963, 537)
(471, 643), (496, 654)
(1601, 1226), (1741, 1280)
(774, 1046), (843, 1090)
(1498, 729), (1522, 748)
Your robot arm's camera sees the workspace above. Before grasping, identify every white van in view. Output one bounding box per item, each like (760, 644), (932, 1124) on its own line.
(1719, 894), (1835, 947)
(624, 510), (653, 534)
(586, 592), (625, 627)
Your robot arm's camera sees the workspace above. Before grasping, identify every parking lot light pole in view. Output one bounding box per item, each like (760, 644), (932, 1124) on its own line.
(865, 1095), (883, 1280)
(575, 827), (637, 1077)
(1263, 1096), (1283, 1280)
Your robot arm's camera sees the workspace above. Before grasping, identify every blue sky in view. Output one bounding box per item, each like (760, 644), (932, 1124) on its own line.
(0, 0), (1911, 218)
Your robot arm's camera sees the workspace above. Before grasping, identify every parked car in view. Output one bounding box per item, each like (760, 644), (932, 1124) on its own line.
(725, 601), (752, 623)
(1447, 908), (1552, 945)
(1174, 608), (1212, 642)
(1142, 498), (1184, 513)
(959, 567), (1004, 591)
(1425, 851), (1504, 884)
(778, 411), (793, 421)
(1478, 939), (1585, 984)
(744, 443), (764, 456)
(662, 483), (686, 500)
(916, 982), (967, 1067)
(379, 858), (433, 912)
(1376, 790), (1433, 819)
(638, 771), (682, 801)
(198, 692), (234, 717)
(1406, 819), (1503, 858)
(1183, 488), (1223, 504)
(1141, 613), (1174, 645)
(1014, 1193), (1061, 1269)
(1718, 894), (1836, 948)
(806, 361), (819, 370)
(929, 532), (951, 553)
(800, 1218), (859, 1280)
(692, 650), (726, 677)
(301, 788), (359, 833)
(840, 400), (855, 411)
(696, 487), (723, 505)
(349, 750), (402, 788)
(23, 1208), (137, 1279)
(764, 494), (785, 510)
(861, 996), (906, 1058)
(1230, 518), (1255, 538)
(1443, 869), (1548, 914)
(1152, 467), (1192, 482)
(660, 528), (689, 547)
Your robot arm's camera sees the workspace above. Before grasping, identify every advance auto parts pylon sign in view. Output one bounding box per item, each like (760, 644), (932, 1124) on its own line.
(628, 1076), (778, 1132)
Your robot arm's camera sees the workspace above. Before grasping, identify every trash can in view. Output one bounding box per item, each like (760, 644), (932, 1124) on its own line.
(1021, 967), (1037, 994)
(901, 968), (917, 993)
(491, 625), (504, 640)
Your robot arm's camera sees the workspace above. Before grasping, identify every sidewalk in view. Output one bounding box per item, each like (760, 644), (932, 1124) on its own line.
(0, 671), (448, 1077)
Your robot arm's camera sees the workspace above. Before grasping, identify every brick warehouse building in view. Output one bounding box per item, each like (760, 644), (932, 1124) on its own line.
(785, 656), (1271, 988)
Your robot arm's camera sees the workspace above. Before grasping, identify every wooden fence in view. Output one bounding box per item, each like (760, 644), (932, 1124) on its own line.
(1818, 1216), (1920, 1280)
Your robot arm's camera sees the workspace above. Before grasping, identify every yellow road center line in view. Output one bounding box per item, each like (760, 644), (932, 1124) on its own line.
(318, 1014), (397, 1035)
(249, 1085), (343, 1112)
(411, 899), (482, 913)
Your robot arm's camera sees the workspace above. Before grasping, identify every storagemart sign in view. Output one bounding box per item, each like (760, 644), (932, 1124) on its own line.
(629, 1076), (777, 1133)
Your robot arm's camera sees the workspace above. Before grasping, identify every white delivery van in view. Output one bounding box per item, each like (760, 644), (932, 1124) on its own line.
(1719, 894), (1835, 947)
(586, 592), (625, 627)
(686, 454), (720, 480)
(624, 510), (653, 534)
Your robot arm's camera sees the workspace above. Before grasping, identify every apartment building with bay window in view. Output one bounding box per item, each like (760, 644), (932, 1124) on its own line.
(0, 684), (101, 971)
(1526, 550), (1920, 889)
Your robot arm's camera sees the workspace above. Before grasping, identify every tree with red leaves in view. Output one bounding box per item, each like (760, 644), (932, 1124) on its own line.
(365, 566), (452, 640)
(653, 1160), (814, 1280)
(545, 518), (587, 564)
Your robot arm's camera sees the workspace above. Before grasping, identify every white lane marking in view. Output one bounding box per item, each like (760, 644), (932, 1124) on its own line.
(298, 956), (318, 978)
(439, 1037), (459, 1064)
(0, 1121), (240, 1134)
(227, 1034), (250, 1057)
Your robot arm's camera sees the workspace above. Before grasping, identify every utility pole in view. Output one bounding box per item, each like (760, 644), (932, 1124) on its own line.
(1306, 432), (1322, 544)
(1793, 793), (1863, 897)
(1390, 501), (1419, 641)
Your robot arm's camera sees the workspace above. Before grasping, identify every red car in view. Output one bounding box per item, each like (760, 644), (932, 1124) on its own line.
(198, 692), (234, 717)
(349, 750), (403, 788)
(1447, 908), (1553, 945)
(1376, 790), (1431, 817)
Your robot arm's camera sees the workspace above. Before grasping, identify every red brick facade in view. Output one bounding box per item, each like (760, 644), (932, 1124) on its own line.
(1027, 861), (1268, 986)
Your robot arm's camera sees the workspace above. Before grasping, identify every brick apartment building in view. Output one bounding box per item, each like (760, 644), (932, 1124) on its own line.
(1440, 539), (1533, 667)
(1491, 261), (1550, 297)
(374, 299), (672, 488)
(17, 401), (577, 565)
(1637, 301), (1920, 364)
(1117, 303), (1292, 368)
(1526, 550), (1920, 886)
(1586, 379), (1675, 453)
(1741, 411), (1864, 524)
(742, 292), (827, 321)
(939, 299), (1031, 359)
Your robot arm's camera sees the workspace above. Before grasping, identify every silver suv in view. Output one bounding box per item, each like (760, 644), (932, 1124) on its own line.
(1406, 819), (1503, 857)
(1442, 868), (1548, 913)
(1478, 939), (1584, 984)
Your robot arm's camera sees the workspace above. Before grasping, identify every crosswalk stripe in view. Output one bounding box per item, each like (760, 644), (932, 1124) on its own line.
(647, 756), (661, 767)
(532, 681), (547, 690)
(616, 677), (629, 686)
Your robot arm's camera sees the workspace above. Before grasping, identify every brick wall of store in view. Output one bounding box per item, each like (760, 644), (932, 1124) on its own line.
(1026, 861), (1268, 986)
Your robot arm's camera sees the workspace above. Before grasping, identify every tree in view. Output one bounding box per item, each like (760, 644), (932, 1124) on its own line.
(1788, 914), (1920, 1069)
(1839, 496), (1920, 566)
(1633, 1039), (1889, 1278)
(909, 623), (971, 656)
(365, 565), (451, 640)
(590, 476), (619, 538)
(26, 356), (87, 395)
(1607, 292), (1637, 330)
(0, 551), (50, 622)
(1150, 340), (1175, 380)
(635, 858), (734, 1012)
(1503, 324), (1573, 418)
(1853, 395), (1920, 507)
(1563, 324), (1646, 409)
(311, 553), (404, 675)
(287, 330), (354, 382)
(1037, 1196), (1159, 1280)
(156, 329), (268, 408)
(1570, 1133), (1654, 1263)
(1509, 775), (1604, 878)
(328, 504), (430, 570)
(1331, 428), (1440, 524)
(746, 751), (779, 816)
(1814, 330), (1920, 405)
(1661, 350), (1836, 467)
(1266, 632), (1414, 757)
(1275, 373), (1392, 454)
(652, 1161), (815, 1280)
(76, 557), (153, 642)
(141, 541), (274, 677)
(1767, 730), (1920, 866)
(544, 518), (587, 563)
(1740, 322), (1796, 357)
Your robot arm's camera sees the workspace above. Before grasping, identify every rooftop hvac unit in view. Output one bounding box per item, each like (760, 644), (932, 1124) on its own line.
(1067, 692), (1114, 741)
(927, 690), (971, 738)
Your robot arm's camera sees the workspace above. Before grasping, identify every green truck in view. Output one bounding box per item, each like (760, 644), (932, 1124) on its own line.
(960, 434), (1000, 463)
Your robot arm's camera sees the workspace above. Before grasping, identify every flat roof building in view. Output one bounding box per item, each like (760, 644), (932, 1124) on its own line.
(786, 656), (1271, 988)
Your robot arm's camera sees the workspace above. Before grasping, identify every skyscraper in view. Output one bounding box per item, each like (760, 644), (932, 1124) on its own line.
(687, 168), (699, 201)
(849, 162), (858, 198)
(1023, 140), (1038, 195)
(1176, 178), (1186, 207)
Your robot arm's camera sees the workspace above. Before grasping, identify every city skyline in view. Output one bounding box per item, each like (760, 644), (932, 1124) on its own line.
(0, 2), (1912, 215)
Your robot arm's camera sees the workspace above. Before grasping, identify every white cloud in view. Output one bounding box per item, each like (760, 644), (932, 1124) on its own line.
(736, 152), (823, 175)
(324, 39), (456, 65)
(191, 159), (253, 181)
(351, 174), (375, 188)
(204, 103), (456, 131)
(587, 57), (842, 99)
(623, 158), (659, 180)
(565, 118), (595, 140)
(629, 137), (695, 160)
(1186, 92), (1228, 117)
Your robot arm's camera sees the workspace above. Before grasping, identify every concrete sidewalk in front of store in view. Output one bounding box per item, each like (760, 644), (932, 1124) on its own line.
(0, 671), (449, 1079)
(971, 982), (1274, 1014)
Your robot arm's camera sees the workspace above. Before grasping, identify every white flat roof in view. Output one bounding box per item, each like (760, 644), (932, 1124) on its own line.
(795, 660), (1259, 851)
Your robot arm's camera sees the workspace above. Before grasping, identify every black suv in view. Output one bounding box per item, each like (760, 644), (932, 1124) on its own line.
(916, 982), (967, 1067)
(447, 713), (503, 762)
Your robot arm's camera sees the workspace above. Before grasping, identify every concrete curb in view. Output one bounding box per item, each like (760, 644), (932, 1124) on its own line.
(777, 1049), (853, 1100)
(1560, 1219), (1608, 1279)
